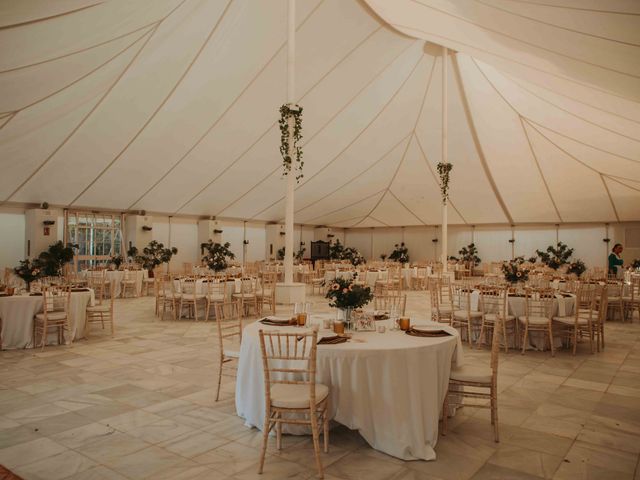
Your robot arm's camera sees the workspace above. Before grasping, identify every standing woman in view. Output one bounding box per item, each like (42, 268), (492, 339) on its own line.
(608, 243), (624, 277)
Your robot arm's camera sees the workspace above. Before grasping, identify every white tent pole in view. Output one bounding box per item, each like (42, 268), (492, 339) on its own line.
(284, 0), (295, 285)
(441, 46), (448, 272)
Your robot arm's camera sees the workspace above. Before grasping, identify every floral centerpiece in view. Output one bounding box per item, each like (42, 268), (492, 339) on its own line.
(14, 259), (42, 291)
(110, 255), (124, 269)
(129, 241), (178, 276)
(325, 275), (373, 330)
(342, 247), (365, 267)
(567, 259), (586, 277)
(38, 241), (76, 276)
(502, 257), (529, 283)
(631, 259), (640, 270)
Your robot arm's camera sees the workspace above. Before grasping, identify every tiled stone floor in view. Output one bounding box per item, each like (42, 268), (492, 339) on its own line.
(0, 291), (639, 480)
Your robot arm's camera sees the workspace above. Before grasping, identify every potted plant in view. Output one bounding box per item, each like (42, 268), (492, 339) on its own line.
(631, 259), (640, 270)
(328, 239), (345, 260)
(295, 246), (305, 262)
(389, 242), (409, 264)
(134, 241), (178, 276)
(458, 243), (481, 268)
(536, 242), (574, 270)
(37, 241), (76, 276)
(202, 241), (235, 272)
(14, 259), (42, 292)
(325, 274), (373, 330)
(276, 247), (285, 261)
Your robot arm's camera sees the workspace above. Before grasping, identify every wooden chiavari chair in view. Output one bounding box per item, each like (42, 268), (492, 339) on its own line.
(86, 280), (115, 337)
(552, 283), (595, 355)
(34, 286), (71, 349)
(179, 277), (206, 321)
(374, 292), (407, 316)
(213, 301), (242, 401)
(160, 275), (181, 321)
(443, 313), (502, 442)
(257, 272), (277, 315)
(258, 330), (329, 478)
(520, 288), (555, 355)
(205, 277), (226, 320)
(624, 276), (640, 322)
(451, 284), (482, 344)
(233, 277), (259, 317)
(606, 280), (625, 321)
(478, 285), (515, 353)
(120, 270), (137, 298)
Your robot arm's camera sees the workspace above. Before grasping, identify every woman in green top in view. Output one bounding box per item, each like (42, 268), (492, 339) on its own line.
(608, 243), (624, 276)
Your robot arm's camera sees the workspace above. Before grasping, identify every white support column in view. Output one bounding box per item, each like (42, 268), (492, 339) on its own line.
(441, 46), (448, 271)
(276, 0), (305, 304)
(283, 0), (295, 286)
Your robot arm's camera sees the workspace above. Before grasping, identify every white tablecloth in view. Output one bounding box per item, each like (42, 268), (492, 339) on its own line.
(0, 290), (95, 349)
(235, 315), (463, 461)
(173, 279), (248, 297)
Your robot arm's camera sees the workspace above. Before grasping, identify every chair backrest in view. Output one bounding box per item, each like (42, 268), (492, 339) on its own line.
(43, 286), (71, 315)
(180, 277), (197, 298)
(206, 277), (226, 297)
(214, 302), (242, 350)
(524, 288), (554, 319)
(374, 294), (407, 316)
(479, 285), (507, 319)
(258, 330), (319, 406)
(452, 284), (473, 313)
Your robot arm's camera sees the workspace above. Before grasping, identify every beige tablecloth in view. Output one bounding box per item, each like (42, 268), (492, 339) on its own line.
(82, 270), (146, 297)
(0, 290), (94, 349)
(236, 314), (462, 461)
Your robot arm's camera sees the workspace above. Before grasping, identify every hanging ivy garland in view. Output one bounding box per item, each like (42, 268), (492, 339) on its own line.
(279, 103), (304, 181)
(436, 162), (453, 204)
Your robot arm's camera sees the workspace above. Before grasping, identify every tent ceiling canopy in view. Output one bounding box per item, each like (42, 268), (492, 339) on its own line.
(0, 0), (638, 226)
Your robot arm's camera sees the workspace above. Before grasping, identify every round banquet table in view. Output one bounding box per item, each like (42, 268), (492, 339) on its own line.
(235, 315), (464, 461)
(0, 290), (95, 350)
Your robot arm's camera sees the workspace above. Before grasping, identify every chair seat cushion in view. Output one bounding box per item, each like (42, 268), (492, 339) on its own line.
(608, 296), (622, 302)
(450, 365), (492, 384)
(453, 310), (483, 319)
(270, 383), (329, 409)
(553, 316), (590, 325)
(86, 305), (110, 313)
(35, 311), (67, 321)
(484, 313), (515, 322)
(207, 294), (225, 302)
(183, 294), (206, 300)
(519, 316), (549, 325)
(165, 293), (182, 299)
(233, 293), (256, 299)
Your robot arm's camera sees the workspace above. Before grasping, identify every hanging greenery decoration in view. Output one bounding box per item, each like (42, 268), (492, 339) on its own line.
(279, 103), (304, 181)
(436, 162), (453, 204)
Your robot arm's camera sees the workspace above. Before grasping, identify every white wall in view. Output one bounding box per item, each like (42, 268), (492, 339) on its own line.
(0, 205), (637, 273)
(0, 210), (26, 274)
(342, 223), (638, 268)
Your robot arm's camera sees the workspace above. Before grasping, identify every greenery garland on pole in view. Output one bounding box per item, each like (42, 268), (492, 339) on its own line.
(279, 103), (304, 181)
(436, 162), (453, 204)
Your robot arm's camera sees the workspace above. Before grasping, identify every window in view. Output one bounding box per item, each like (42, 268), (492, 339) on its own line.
(66, 212), (123, 271)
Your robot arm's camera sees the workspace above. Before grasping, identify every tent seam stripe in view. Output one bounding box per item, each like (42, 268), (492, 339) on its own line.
(451, 53), (513, 224)
(410, 0), (640, 79)
(69, 0), (234, 207)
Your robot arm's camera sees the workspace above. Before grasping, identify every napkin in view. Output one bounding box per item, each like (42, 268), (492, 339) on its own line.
(317, 335), (348, 345)
(71, 288), (90, 292)
(405, 327), (451, 338)
(259, 317), (296, 326)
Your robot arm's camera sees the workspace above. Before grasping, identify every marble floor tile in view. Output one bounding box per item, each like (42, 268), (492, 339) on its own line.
(0, 437), (67, 469)
(13, 449), (97, 480)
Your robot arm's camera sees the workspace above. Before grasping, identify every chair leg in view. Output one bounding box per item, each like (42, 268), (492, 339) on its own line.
(323, 404), (329, 453)
(309, 406), (324, 479)
(521, 325), (528, 354)
(258, 412), (271, 474)
(276, 413), (282, 451)
(549, 325), (555, 357)
(492, 386), (499, 443)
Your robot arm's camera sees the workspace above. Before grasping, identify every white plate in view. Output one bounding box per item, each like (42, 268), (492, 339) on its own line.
(411, 324), (446, 332)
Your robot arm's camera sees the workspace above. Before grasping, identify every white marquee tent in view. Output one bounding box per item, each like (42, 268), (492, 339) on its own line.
(1, 0), (639, 228)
